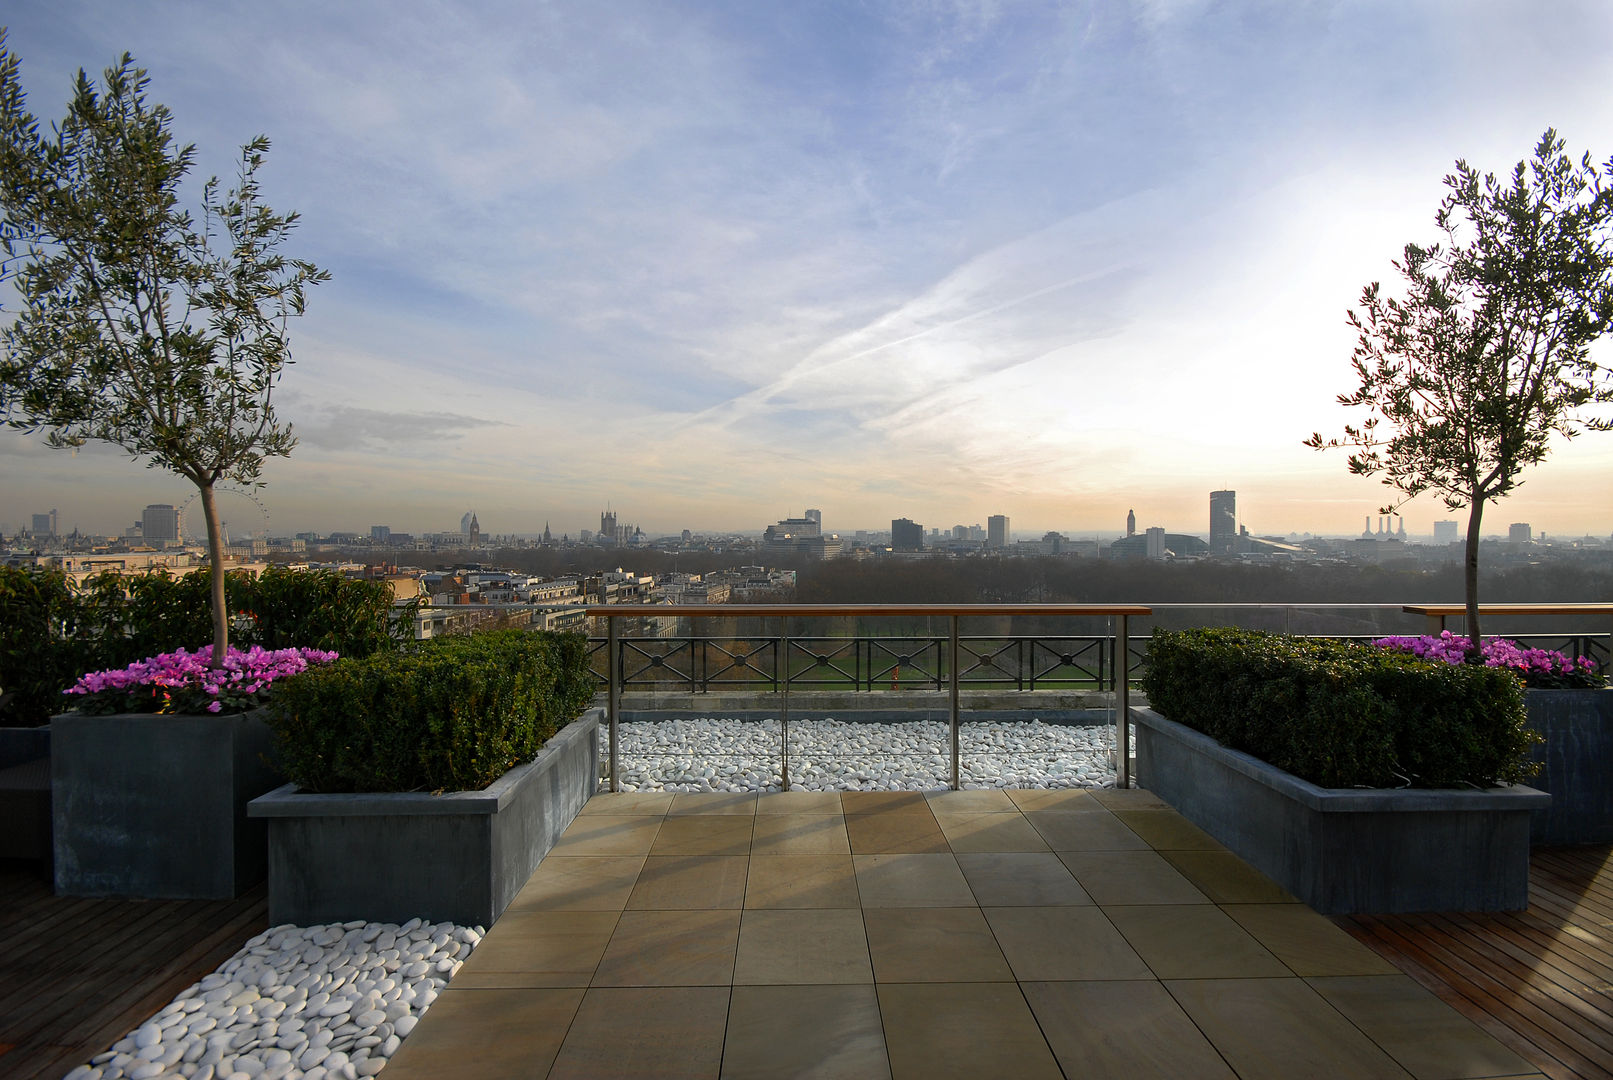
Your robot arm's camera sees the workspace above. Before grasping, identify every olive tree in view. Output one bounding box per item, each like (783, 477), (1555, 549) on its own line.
(1307, 130), (1613, 648)
(0, 34), (326, 664)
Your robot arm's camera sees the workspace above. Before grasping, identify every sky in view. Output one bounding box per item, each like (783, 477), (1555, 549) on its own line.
(4, 0), (1613, 541)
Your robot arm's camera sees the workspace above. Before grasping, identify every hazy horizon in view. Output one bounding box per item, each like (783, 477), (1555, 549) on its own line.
(5, 2), (1613, 539)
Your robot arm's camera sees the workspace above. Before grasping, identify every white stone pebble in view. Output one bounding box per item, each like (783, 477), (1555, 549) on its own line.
(60, 919), (484, 1080)
(603, 716), (1119, 792)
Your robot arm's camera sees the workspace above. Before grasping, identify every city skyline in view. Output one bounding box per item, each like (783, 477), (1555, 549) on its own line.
(4, 4), (1613, 537)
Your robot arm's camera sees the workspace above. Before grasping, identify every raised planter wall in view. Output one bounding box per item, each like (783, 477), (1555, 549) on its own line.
(1525, 688), (1613, 846)
(51, 711), (281, 899)
(1132, 707), (1548, 914)
(249, 709), (601, 928)
(0, 726), (52, 861)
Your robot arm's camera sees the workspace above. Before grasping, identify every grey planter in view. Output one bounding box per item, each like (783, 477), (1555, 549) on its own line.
(51, 710), (281, 898)
(1131, 707), (1548, 914)
(1525, 688), (1613, 845)
(248, 708), (601, 928)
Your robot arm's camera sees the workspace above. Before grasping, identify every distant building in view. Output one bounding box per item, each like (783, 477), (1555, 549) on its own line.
(370, 525), (392, 544)
(460, 511), (473, 535)
(1126, 510), (1136, 537)
(1509, 522), (1532, 543)
(987, 514), (1009, 549)
(1145, 526), (1166, 559)
(142, 504), (179, 544)
(1108, 532), (1210, 560)
(1210, 490), (1236, 553)
(891, 518), (924, 552)
(30, 509), (58, 538)
(804, 509), (822, 529)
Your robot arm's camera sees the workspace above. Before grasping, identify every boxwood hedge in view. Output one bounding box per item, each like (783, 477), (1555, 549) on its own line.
(266, 629), (595, 793)
(1140, 627), (1537, 789)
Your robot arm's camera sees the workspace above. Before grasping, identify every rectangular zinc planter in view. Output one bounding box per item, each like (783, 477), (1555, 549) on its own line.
(1525, 688), (1613, 845)
(52, 710), (281, 899)
(1131, 707), (1548, 914)
(249, 708), (601, 928)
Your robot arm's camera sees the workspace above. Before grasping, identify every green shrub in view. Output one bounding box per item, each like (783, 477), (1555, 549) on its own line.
(266, 629), (595, 793)
(0, 565), (407, 725)
(1140, 627), (1535, 788)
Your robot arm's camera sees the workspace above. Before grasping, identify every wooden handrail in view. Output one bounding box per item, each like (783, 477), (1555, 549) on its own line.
(585, 603), (1152, 617)
(1403, 603), (1613, 635)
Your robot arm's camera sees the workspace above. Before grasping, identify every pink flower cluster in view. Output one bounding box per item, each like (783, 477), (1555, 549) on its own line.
(1373, 631), (1602, 689)
(66, 646), (340, 715)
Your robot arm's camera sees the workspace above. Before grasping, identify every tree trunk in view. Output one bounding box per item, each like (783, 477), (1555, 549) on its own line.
(197, 480), (230, 666)
(1464, 497), (1485, 653)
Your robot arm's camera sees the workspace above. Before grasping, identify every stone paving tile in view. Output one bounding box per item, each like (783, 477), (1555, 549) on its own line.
(925, 789), (1018, 813)
(591, 909), (742, 987)
(548, 815), (663, 856)
(578, 792), (675, 816)
(548, 986), (730, 1080)
(932, 811), (1051, 853)
(755, 791), (845, 815)
(626, 855), (749, 909)
(852, 853), (975, 907)
(379, 986), (582, 1080)
(983, 906), (1154, 982)
(1222, 904), (1400, 977)
(863, 907), (1013, 982)
(449, 909), (618, 987)
(877, 983), (1063, 1079)
(668, 792), (760, 816)
(1105, 904), (1291, 980)
(649, 815), (755, 856)
(722, 985), (891, 1079)
(1057, 850), (1211, 905)
(750, 813), (852, 855)
(1024, 809), (1150, 851)
(1308, 974), (1538, 1080)
(1022, 980), (1237, 1079)
(1006, 788), (1102, 812)
(744, 854), (862, 908)
(1090, 787), (1169, 809)
(1166, 977), (1415, 1079)
(1110, 808), (1225, 850)
(845, 810), (950, 854)
(1161, 849), (1299, 904)
(506, 855), (647, 911)
(841, 790), (932, 815)
(955, 851), (1093, 907)
(733, 908), (873, 984)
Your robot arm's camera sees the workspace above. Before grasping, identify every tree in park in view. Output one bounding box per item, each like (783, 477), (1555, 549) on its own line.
(0, 33), (327, 664)
(1307, 131), (1613, 650)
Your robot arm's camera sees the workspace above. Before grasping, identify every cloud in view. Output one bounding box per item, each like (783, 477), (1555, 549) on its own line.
(290, 406), (508, 453)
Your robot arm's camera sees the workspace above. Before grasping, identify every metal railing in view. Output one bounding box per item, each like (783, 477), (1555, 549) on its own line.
(588, 604), (1149, 793)
(585, 602), (1613, 794)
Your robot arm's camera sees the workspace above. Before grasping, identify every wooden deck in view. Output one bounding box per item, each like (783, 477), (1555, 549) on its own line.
(0, 860), (269, 1080)
(1341, 844), (1613, 1080)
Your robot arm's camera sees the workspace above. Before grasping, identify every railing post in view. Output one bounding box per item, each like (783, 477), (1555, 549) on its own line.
(780, 616), (791, 792)
(1117, 614), (1130, 789)
(950, 614), (961, 791)
(608, 614), (620, 793)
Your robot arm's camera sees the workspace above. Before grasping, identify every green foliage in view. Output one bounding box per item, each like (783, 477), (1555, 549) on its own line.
(266, 630), (596, 794)
(0, 565), (402, 724)
(1141, 628), (1536, 789)
(0, 33), (326, 661)
(0, 565), (94, 724)
(1307, 130), (1613, 645)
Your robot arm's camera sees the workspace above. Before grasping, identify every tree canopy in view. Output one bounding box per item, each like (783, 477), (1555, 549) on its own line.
(0, 32), (326, 663)
(1307, 129), (1613, 645)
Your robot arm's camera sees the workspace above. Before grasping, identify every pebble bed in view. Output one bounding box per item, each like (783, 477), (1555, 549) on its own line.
(63, 918), (482, 1080)
(604, 716), (1118, 791)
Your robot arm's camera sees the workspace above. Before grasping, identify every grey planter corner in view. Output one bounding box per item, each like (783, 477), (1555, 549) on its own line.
(1131, 707), (1548, 914)
(1525, 687), (1613, 845)
(52, 710), (281, 899)
(249, 708), (601, 928)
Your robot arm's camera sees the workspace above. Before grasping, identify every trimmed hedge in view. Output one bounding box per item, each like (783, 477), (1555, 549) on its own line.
(1140, 627), (1537, 789)
(0, 565), (406, 725)
(266, 630), (595, 793)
